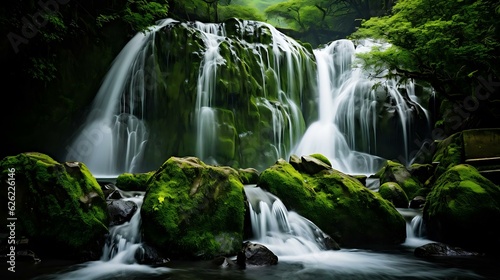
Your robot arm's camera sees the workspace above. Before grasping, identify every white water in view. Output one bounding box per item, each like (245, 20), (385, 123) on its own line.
(244, 185), (331, 256)
(65, 18), (430, 177)
(293, 39), (430, 175)
(193, 19), (309, 165)
(64, 19), (177, 177)
(38, 194), (170, 280)
(242, 186), (482, 279)
(398, 207), (434, 248)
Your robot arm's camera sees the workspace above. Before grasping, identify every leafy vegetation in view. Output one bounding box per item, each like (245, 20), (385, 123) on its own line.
(264, 0), (392, 45)
(351, 0), (500, 131)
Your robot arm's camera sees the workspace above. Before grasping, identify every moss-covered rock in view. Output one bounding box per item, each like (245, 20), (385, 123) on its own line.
(378, 160), (422, 200)
(238, 168), (260, 185)
(257, 159), (406, 247)
(432, 132), (464, 177)
(309, 153), (332, 167)
(0, 152), (108, 260)
(423, 164), (500, 254)
(115, 171), (154, 191)
(141, 156), (246, 259)
(378, 182), (409, 208)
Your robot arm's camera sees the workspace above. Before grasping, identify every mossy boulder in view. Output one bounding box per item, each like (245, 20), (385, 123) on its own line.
(257, 159), (406, 247)
(423, 164), (500, 254)
(115, 171), (154, 191)
(0, 152), (108, 260)
(141, 156), (246, 259)
(432, 132), (463, 177)
(378, 182), (409, 208)
(378, 160), (422, 200)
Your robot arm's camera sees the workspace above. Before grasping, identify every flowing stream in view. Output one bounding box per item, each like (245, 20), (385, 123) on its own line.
(35, 193), (169, 280)
(29, 187), (491, 280)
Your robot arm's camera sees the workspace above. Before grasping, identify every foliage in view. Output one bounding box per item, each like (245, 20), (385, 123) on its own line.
(264, 0), (391, 45)
(218, 4), (265, 22)
(98, 0), (169, 32)
(351, 0), (500, 127)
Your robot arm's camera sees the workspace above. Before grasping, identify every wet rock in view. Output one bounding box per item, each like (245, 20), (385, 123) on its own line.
(107, 200), (138, 226)
(134, 243), (170, 265)
(237, 241), (278, 267)
(414, 242), (483, 258)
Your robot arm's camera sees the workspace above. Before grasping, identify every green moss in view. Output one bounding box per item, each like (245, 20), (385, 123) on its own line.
(258, 159), (406, 247)
(142, 156), (246, 259)
(432, 132), (464, 177)
(0, 152), (108, 259)
(309, 153), (332, 167)
(424, 164), (500, 253)
(115, 171), (154, 191)
(378, 182), (409, 208)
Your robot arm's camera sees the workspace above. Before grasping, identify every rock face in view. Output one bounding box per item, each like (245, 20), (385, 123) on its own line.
(0, 152), (108, 260)
(141, 156), (246, 259)
(257, 156), (406, 247)
(237, 241), (278, 267)
(423, 164), (500, 254)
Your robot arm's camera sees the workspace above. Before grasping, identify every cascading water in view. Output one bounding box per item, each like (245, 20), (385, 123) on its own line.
(244, 185), (332, 256)
(39, 194), (169, 280)
(242, 186), (482, 279)
(64, 17), (430, 177)
(293, 39), (431, 175)
(64, 19), (177, 177)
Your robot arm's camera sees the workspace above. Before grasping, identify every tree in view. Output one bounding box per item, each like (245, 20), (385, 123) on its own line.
(351, 0), (500, 131)
(264, 0), (391, 45)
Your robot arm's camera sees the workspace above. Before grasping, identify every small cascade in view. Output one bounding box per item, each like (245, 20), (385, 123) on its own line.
(244, 185), (332, 256)
(41, 194), (169, 280)
(397, 208), (433, 248)
(100, 196), (144, 262)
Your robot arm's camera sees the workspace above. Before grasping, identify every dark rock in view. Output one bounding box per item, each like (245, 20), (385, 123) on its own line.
(134, 243), (170, 265)
(237, 241), (278, 267)
(107, 200), (138, 226)
(415, 242), (483, 258)
(289, 154), (303, 172)
(323, 236), (341, 250)
(409, 196), (426, 209)
(212, 256), (237, 268)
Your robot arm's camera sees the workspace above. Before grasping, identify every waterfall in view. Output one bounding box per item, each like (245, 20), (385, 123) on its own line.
(292, 39), (431, 175)
(64, 19), (177, 177)
(192, 19), (310, 166)
(64, 18), (430, 177)
(244, 185), (332, 256)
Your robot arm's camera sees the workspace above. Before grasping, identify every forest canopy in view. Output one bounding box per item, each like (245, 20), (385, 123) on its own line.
(351, 0), (500, 131)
